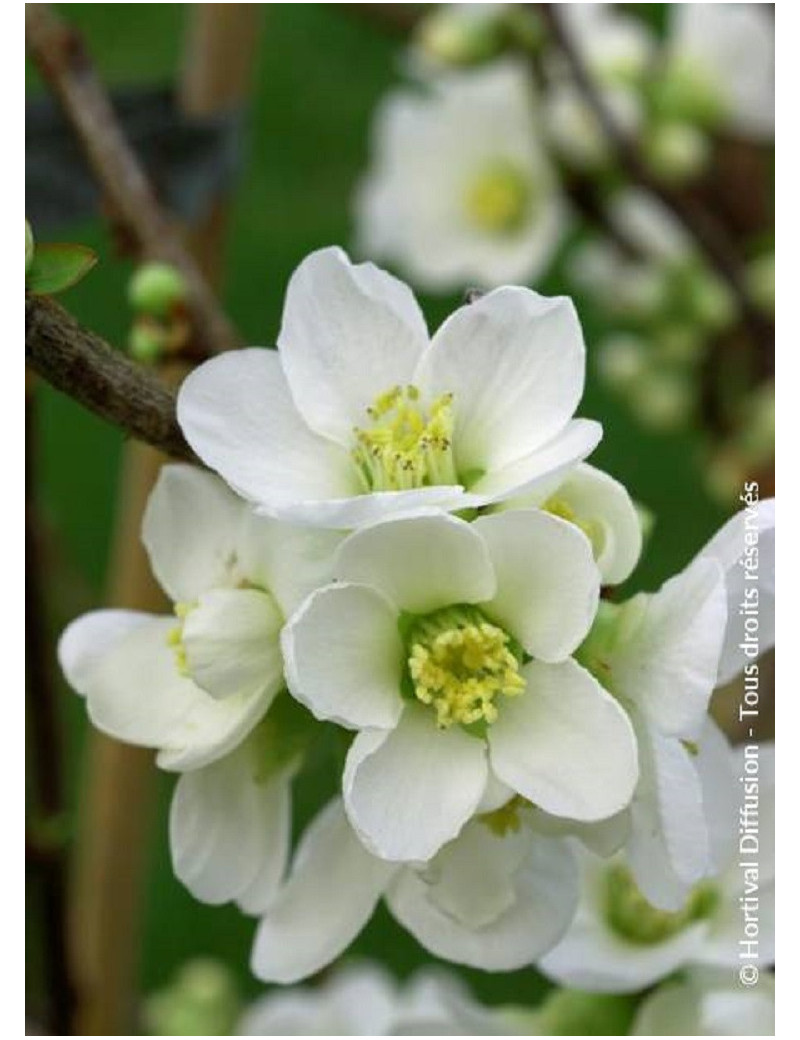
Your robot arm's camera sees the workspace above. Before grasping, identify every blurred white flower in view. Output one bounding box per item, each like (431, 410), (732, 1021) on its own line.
(282, 509), (637, 864)
(239, 961), (519, 1035)
(665, 4), (774, 140)
(178, 247), (602, 528)
(354, 63), (566, 290)
(59, 464), (339, 911)
(632, 968), (775, 1035)
(251, 797), (578, 981)
(541, 740), (774, 992)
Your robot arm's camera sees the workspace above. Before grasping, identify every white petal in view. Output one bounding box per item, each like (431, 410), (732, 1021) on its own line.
(466, 419), (603, 506)
(536, 463), (642, 585)
(540, 854), (707, 992)
(344, 705), (488, 862)
(334, 511), (496, 615)
(177, 348), (358, 512)
(627, 719), (710, 911)
(417, 288), (587, 474)
(388, 834), (578, 970)
(695, 719), (739, 874)
(474, 510), (600, 661)
(614, 557), (728, 739)
(141, 465), (246, 603)
(527, 805), (631, 859)
(169, 738), (293, 912)
(264, 484), (471, 530)
(59, 609), (152, 696)
(698, 498), (775, 684)
(282, 583), (404, 730)
(488, 659), (638, 822)
(182, 588), (283, 701)
(632, 975), (776, 1036)
(63, 613), (273, 771)
(250, 800), (396, 983)
(278, 247), (428, 444)
(397, 967), (516, 1037)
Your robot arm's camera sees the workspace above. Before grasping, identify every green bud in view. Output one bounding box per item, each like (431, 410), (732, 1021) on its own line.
(644, 121), (710, 183)
(746, 252), (775, 314)
(656, 323), (704, 364)
(690, 270), (736, 332)
(25, 220), (35, 275)
(129, 320), (167, 365)
(630, 370), (694, 432)
(738, 381), (775, 462)
(597, 335), (647, 390)
(128, 262), (187, 318)
(143, 959), (240, 1036)
(536, 988), (641, 1036)
(416, 7), (505, 66)
(651, 54), (728, 129)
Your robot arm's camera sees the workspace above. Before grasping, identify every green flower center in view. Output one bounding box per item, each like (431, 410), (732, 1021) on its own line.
(605, 864), (719, 945)
(404, 605), (526, 730)
(352, 385), (457, 492)
(465, 161), (532, 234)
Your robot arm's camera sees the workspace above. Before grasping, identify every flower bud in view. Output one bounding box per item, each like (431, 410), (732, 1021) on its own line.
(651, 55), (727, 129)
(128, 262), (187, 318)
(597, 335), (647, 390)
(128, 319), (168, 365)
(142, 959), (240, 1037)
(746, 252), (775, 313)
(415, 7), (505, 67)
(644, 121), (710, 183)
(630, 370), (694, 431)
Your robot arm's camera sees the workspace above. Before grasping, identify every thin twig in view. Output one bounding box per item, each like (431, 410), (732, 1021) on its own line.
(26, 390), (76, 1034)
(25, 3), (240, 357)
(26, 293), (194, 461)
(537, 3), (772, 349)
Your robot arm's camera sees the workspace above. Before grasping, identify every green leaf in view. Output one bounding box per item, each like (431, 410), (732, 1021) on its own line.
(26, 242), (98, 295)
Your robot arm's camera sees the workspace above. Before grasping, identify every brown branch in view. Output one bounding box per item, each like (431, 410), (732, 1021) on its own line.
(537, 4), (772, 349)
(26, 293), (194, 461)
(25, 3), (240, 357)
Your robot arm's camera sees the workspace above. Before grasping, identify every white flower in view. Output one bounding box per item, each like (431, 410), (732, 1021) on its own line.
(632, 968), (775, 1036)
(282, 509), (638, 863)
(354, 63), (567, 291)
(540, 739), (774, 992)
(576, 550), (730, 910)
(666, 4), (774, 139)
(495, 462), (643, 586)
(58, 464), (340, 910)
(698, 496), (775, 685)
(238, 961), (518, 1036)
(251, 797), (578, 982)
(178, 248), (602, 529)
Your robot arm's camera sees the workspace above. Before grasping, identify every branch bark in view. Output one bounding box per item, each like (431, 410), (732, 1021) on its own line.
(26, 293), (193, 461)
(537, 3), (772, 350)
(25, 3), (240, 357)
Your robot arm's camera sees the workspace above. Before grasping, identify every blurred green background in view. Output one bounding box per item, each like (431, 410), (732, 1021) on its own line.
(27, 2), (730, 1026)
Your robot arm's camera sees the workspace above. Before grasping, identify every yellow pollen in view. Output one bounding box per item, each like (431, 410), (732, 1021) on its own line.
(166, 600), (194, 676)
(407, 608), (525, 729)
(353, 385), (457, 492)
(465, 161), (532, 234)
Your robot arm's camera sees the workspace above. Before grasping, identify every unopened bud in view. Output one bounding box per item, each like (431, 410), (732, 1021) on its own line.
(128, 262), (187, 318)
(129, 319), (167, 365)
(746, 252), (775, 314)
(630, 371), (694, 431)
(644, 121), (710, 183)
(597, 335), (647, 390)
(416, 7), (505, 67)
(652, 55), (727, 129)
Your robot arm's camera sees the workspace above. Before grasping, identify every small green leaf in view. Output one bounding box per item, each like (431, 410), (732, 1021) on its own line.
(26, 242), (97, 295)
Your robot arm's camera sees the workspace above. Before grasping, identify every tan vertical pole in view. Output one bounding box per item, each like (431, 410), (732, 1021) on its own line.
(69, 7), (262, 1034)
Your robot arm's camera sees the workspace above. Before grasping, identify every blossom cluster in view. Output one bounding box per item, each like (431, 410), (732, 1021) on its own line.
(59, 249), (775, 1028)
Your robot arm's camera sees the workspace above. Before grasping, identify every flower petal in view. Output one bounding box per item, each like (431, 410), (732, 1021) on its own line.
(282, 582), (404, 730)
(278, 247), (428, 444)
(344, 704), (488, 862)
(141, 464), (245, 604)
(169, 739), (294, 913)
(182, 588), (283, 702)
(250, 800), (396, 983)
(334, 511), (496, 615)
(698, 498), (775, 685)
(177, 348), (357, 512)
(388, 834), (578, 970)
(416, 288), (587, 474)
(615, 558), (728, 739)
(488, 659), (638, 821)
(62, 613), (273, 771)
(59, 609), (151, 696)
(473, 510), (600, 661)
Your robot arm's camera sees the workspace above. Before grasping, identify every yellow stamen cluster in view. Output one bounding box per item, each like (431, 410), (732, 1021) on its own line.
(605, 864), (719, 945)
(408, 607), (525, 729)
(465, 161), (532, 234)
(353, 385), (457, 492)
(166, 601), (193, 676)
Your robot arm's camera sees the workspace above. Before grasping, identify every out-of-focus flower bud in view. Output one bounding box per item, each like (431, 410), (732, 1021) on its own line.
(128, 318), (168, 365)
(597, 334), (647, 390)
(630, 370), (694, 431)
(651, 54), (727, 129)
(643, 121), (710, 183)
(656, 322), (704, 364)
(690, 269), (736, 332)
(415, 6), (506, 67)
(746, 252), (775, 314)
(142, 958), (240, 1037)
(128, 262), (187, 319)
